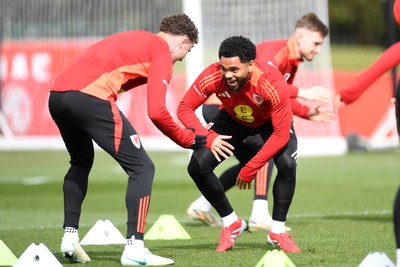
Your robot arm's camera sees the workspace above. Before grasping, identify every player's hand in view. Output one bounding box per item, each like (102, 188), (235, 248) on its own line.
(298, 86), (333, 103)
(307, 106), (336, 123)
(235, 176), (251, 190)
(210, 135), (234, 162)
(333, 94), (346, 110)
(189, 134), (207, 150)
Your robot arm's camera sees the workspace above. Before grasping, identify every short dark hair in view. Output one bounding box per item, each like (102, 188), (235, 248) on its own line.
(218, 36), (256, 63)
(159, 13), (199, 44)
(295, 12), (329, 37)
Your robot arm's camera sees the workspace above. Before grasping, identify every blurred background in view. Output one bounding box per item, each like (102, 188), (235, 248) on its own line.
(0, 0), (398, 155)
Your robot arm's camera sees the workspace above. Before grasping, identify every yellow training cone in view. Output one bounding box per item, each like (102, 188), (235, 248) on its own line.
(255, 249), (296, 267)
(144, 215), (191, 240)
(0, 239), (17, 266)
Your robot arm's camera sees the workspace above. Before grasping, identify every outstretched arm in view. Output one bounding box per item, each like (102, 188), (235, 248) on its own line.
(297, 86), (333, 103)
(335, 41), (400, 107)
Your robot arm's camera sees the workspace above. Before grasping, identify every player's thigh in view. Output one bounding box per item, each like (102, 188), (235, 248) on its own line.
(202, 104), (220, 123)
(273, 132), (297, 171)
(234, 134), (264, 164)
(88, 108), (153, 176)
(49, 92), (94, 165)
(189, 147), (222, 177)
(114, 114), (154, 176)
(59, 122), (94, 165)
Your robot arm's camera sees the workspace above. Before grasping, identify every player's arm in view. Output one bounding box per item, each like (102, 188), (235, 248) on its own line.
(177, 66), (234, 160)
(291, 99), (335, 122)
(291, 98), (309, 118)
(237, 71), (292, 186)
(335, 41), (400, 107)
(146, 52), (201, 149)
(297, 85), (333, 102)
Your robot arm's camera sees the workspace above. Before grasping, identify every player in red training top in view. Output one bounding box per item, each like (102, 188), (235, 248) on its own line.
(177, 36), (301, 253)
(49, 13), (205, 266)
(186, 12), (334, 232)
(334, 1), (400, 266)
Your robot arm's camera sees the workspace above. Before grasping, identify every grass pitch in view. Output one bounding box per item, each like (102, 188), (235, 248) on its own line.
(0, 149), (398, 266)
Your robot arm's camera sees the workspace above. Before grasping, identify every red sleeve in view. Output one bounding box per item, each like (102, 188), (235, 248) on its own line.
(394, 0), (400, 25)
(288, 84), (299, 98)
(238, 66), (293, 182)
(177, 65), (220, 148)
(177, 88), (209, 136)
(340, 42), (400, 104)
(290, 99), (310, 118)
(146, 52), (195, 148)
(256, 40), (299, 98)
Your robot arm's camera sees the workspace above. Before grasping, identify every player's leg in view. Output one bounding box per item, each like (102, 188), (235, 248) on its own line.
(188, 147), (247, 252)
(188, 148), (233, 217)
(266, 127), (300, 253)
(49, 92), (94, 230)
(89, 111), (155, 242)
(186, 104), (225, 226)
(82, 97), (171, 265)
(49, 91), (95, 263)
(219, 134), (282, 231)
(394, 186), (400, 267)
(238, 135), (275, 230)
(187, 110), (248, 251)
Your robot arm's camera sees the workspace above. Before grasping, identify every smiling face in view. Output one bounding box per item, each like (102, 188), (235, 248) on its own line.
(220, 56), (253, 91)
(296, 28), (325, 62)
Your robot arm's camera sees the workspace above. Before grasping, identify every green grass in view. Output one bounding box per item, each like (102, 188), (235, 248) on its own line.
(330, 45), (385, 70)
(0, 150), (398, 266)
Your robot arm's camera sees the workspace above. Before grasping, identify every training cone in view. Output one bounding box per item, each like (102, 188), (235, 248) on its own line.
(358, 252), (395, 267)
(81, 219), (126, 245)
(144, 215), (191, 240)
(13, 243), (62, 267)
(0, 239), (17, 266)
(255, 249), (296, 267)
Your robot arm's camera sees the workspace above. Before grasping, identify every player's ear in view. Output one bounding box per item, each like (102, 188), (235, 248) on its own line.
(248, 60), (255, 72)
(294, 28), (304, 40)
(180, 37), (189, 48)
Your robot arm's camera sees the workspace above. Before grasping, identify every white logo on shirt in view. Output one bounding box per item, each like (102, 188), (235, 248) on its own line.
(283, 73), (291, 81)
(218, 91), (231, 98)
(267, 61), (278, 69)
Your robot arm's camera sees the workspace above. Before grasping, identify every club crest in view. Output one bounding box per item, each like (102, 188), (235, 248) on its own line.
(253, 94), (264, 105)
(130, 134), (141, 149)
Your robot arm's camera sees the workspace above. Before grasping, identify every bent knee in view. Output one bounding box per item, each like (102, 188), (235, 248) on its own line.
(275, 156), (297, 176)
(187, 151), (212, 181)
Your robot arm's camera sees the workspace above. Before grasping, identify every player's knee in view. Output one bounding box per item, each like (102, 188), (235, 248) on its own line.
(187, 153), (209, 182)
(142, 159), (155, 178)
(187, 157), (201, 181)
(70, 155), (94, 171)
(275, 156), (296, 179)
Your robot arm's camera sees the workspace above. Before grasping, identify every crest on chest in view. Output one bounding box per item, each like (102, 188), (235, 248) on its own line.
(253, 93), (264, 105)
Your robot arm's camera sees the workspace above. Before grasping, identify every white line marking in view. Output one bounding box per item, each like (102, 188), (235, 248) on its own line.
(22, 176), (50, 185)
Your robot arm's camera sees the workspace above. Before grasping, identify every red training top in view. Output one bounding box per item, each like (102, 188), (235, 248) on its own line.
(177, 61), (293, 182)
(256, 38), (310, 118)
(51, 30), (195, 148)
